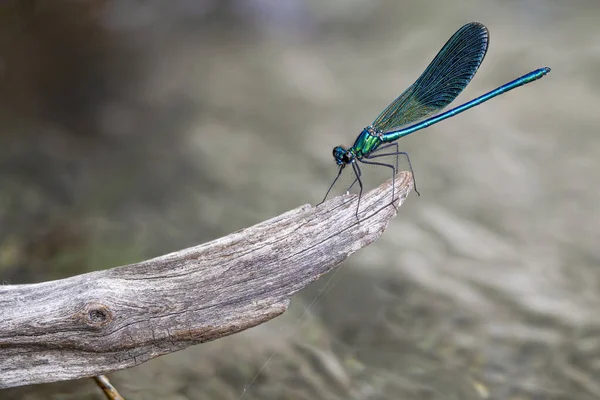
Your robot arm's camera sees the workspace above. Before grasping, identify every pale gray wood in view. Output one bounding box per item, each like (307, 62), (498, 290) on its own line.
(0, 172), (413, 389)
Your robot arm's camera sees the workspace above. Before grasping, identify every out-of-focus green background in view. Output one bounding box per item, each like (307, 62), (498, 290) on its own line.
(2, 0), (599, 399)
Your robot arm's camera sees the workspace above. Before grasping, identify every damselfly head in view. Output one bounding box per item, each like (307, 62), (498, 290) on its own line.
(333, 146), (354, 166)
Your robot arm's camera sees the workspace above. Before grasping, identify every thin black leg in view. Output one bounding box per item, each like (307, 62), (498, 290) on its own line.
(351, 162), (363, 221)
(358, 158), (398, 209)
(346, 176), (359, 194)
(363, 142), (401, 173)
(317, 166), (344, 206)
(371, 142), (398, 153)
(366, 148), (420, 196)
(371, 142), (400, 171)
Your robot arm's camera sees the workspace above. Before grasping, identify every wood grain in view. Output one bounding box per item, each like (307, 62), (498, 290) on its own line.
(0, 171), (413, 388)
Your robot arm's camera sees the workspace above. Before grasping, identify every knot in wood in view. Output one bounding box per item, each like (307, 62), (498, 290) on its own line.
(81, 302), (113, 328)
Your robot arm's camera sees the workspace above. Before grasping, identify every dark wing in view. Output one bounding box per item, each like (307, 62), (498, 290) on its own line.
(371, 22), (489, 133)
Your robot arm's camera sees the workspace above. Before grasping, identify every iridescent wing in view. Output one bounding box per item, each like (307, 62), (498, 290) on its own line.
(371, 22), (489, 133)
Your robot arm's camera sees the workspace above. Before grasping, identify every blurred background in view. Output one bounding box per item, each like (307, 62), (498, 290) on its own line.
(1, 0), (599, 399)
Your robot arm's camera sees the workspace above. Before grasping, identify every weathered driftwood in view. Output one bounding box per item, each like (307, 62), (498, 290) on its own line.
(0, 171), (413, 389)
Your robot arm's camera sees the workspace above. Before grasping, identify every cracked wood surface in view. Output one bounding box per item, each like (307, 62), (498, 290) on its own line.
(0, 171), (413, 388)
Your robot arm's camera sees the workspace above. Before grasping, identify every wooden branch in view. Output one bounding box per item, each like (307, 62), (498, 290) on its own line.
(0, 171), (413, 389)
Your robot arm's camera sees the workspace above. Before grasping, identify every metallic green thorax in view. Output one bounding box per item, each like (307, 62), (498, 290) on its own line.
(349, 126), (383, 158)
